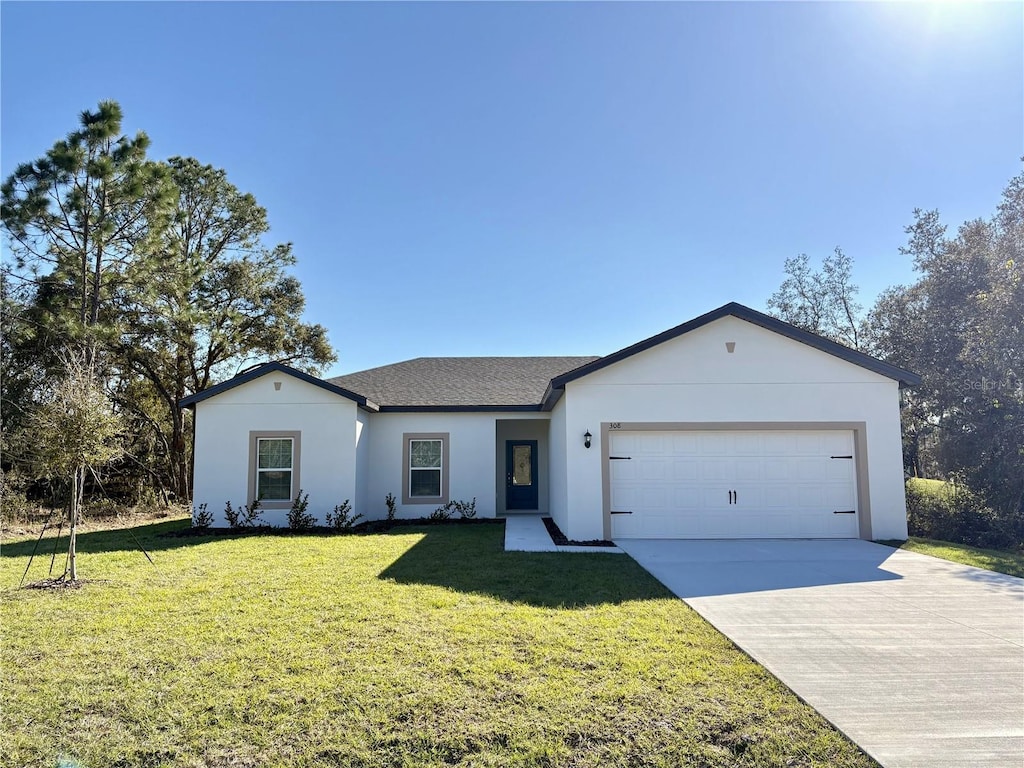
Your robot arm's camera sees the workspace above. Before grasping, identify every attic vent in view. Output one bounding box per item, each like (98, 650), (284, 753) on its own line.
(725, 342), (736, 353)
(274, 381), (282, 391)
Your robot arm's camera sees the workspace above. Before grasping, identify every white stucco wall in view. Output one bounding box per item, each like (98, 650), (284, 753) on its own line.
(361, 412), (497, 519)
(355, 410), (371, 519)
(191, 372), (359, 526)
(547, 398), (569, 533)
(556, 316), (910, 541)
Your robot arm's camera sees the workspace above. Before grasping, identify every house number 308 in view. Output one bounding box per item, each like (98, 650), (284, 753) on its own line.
(609, 423), (622, 430)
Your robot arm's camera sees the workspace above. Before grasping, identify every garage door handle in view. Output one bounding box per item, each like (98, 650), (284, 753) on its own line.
(609, 456), (632, 460)
(610, 510), (633, 515)
(833, 510), (856, 514)
(830, 455), (853, 459)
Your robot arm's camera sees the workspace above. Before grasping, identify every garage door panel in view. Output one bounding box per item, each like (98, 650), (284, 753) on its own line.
(636, 434), (667, 454)
(700, 485), (731, 509)
(610, 485), (640, 512)
(733, 433), (761, 454)
(795, 433), (825, 454)
(610, 429), (859, 539)
(761, 486), (791, 508)
(734, 458), (763, 483)
(700, 458), (732, 481)
(673, 487), (702, 509)
(795, 458), (825, 482)
(826, 485), (856, 509)
(671, 460), (698, 481)
(670, 434), (700, 454)
(641, 486), (669, 509)
(640, 459), (670, 481)
(762, 433), (797, 454)
(700, 433), (731, 454)
(825, 459), (854, 482)
(762, 458), (790, 481)
(821, 432), (854, 455)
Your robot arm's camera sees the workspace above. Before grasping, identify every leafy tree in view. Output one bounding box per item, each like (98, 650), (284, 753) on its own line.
(1, 101), (175, 365)
(1, 101), (174, 511)
(115, 157), (336, 497)
(3, 105), (334, 505)
(16, 353), (124, 582)
(767, 169), (1023, 545)
(767, 248), (863, 349)
(863, 175), (1024, 540)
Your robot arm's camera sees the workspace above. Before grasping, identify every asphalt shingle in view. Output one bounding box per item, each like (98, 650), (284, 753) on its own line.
(328, 356), (598, 408)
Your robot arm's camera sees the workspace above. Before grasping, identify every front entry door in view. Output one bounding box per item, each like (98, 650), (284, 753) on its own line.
(505, 440), (539, 510)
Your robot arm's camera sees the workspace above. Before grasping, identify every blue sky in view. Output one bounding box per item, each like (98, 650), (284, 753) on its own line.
(2, 1), (1021, 377)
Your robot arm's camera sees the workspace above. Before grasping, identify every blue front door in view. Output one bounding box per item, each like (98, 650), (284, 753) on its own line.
(505, 440), (539, 510)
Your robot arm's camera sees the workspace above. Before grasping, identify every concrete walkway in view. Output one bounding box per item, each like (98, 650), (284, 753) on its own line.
(503, 515), (623, 553)
(617, 539), (1024, 768)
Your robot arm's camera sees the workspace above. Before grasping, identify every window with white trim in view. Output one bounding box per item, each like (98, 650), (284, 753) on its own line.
(248, 431), (301, 508)
(256, 437), (294, 501)
(409, 439), (442, 497)
(402, 432), (449, 504)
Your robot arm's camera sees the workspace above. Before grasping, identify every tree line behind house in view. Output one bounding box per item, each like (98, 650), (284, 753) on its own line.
(2, 102), (1021, 552)
(767, 172), (1023, 548)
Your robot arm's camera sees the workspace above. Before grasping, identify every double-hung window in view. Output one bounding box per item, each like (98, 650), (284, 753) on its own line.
(410, 439), (442, 497)
(402, 433), (449, 504)
(249, 431), (300, 508)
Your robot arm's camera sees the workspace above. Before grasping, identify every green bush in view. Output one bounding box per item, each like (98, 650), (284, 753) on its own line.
(0, 468), (35, 525)
(906, 477), (1020, 550)
(224, 498), (263, 529)
(325, 499), (363, 532)
(385, 492), (397, 523)
(429, 498), (477, 521)
(287, 491), (316, 531)
(192, 503), (213, 529)
(452, 497), (477, 519)
(428, 505), (452, 522)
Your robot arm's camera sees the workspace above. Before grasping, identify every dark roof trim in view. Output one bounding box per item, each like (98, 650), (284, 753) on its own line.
(545, 302), (921, 402)
(378, 404), (545, 414)
(178, 362), (379, 411)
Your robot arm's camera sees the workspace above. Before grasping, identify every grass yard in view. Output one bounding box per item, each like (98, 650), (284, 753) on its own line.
(1, 521), (877, 768)
(884, 536), (1024, 578)
(905, 477), (949, 495)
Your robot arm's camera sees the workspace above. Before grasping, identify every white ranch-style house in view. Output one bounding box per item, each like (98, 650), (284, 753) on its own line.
(180, 303), (919, 542)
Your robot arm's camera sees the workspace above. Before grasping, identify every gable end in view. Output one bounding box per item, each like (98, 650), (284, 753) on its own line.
(542, 303), (920, 408)
(178, 362), (378, 411)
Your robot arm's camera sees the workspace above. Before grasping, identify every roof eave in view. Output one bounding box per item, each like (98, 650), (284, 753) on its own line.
(177, 362), (374, 410)
(548, 302), (921, 389)
(377, 404), (545, 413)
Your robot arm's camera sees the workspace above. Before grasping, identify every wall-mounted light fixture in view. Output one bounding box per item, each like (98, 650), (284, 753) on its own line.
(584, 430), (592, 449)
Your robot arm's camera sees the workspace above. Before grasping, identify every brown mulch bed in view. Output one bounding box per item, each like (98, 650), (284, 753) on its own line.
(164, 517), (503, 538)
(541, 517), (616, 547)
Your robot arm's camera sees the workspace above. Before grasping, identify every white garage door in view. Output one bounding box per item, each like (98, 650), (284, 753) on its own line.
(609, 430), (859, 539)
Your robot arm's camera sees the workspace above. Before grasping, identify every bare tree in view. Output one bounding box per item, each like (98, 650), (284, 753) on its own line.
(766, 248), (863, 349)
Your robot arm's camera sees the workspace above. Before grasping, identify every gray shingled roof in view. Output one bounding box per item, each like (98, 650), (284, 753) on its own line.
(328, 357), (598, 408)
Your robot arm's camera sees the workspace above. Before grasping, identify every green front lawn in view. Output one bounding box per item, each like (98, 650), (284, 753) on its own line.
(885, 536), (1024, 578)
(1, 522), (876, 767)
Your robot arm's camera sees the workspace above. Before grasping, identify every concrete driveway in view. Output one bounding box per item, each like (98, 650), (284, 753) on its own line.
(617, 539), (1024, 768)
